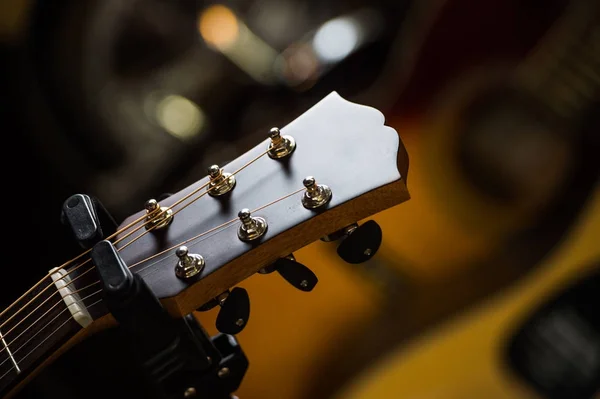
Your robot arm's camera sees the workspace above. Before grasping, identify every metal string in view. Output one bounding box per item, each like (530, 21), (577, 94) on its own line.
(0, 296), (104, 381)
(0, 289), (102, 372)
(0, 148), (270, 336)
(0, 185), (304, 380)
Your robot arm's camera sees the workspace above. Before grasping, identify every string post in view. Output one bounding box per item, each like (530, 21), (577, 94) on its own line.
(175, 246), (205, 280)
(144, 199), (173, 230)
(237, 208), (268, 242)
(301, 176), (332, 209)
(207, 164), (236, 197)
(267, 127), (296, 159)
(216, 291), (229, 306)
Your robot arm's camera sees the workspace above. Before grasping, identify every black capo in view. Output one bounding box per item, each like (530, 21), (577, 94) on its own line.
(61, 194), (248, 399)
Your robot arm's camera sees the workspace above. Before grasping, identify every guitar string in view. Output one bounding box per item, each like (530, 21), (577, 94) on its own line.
(0, 289), (103, 373)
(0, 148), (271, 338)
(0, 180), (215, 342)
(0, 282), (101, 350)
(3, 186), (304, 352)
(0, 188), (206, 333)
(0, 144), (271, 325)
(130, 187), (305, 275)
(0, 194), (247, 358)
(0, 298), (105, 382)
(0, 211), (149, 323)
(0, 186), (209, 338)
(0, 186), (305, 381)
(0, 188), (304, 364)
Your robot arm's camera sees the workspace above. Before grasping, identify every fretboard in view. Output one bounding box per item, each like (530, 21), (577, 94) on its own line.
(515, 0), (600, 123)
(0, 262), (108, 396)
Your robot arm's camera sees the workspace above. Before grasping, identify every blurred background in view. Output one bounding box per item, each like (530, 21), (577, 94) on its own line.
(1, 0), (599, 398)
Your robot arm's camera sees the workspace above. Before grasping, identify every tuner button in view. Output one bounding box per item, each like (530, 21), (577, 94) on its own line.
(208, 164), (221, 178)
(303, 176), (315, 188)
(176, 246), (188, 258)
(269, 127), (281, 139)
(274, 256), (318, 292)
(145, 199), (159, 212)
(215, 287), (250, 335)
(336, 220), (382, 264)
(238, 208), (251, 220)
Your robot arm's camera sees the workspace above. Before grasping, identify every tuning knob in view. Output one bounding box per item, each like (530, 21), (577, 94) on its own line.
(260, 255), (318, 292)
(333, 220), (382, 264)
(196, 288), (250, 335)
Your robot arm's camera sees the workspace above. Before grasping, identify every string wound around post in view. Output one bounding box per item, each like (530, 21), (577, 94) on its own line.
(267, 127), (296, 159)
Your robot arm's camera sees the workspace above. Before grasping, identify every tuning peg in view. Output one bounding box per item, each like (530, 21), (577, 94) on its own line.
(197, 288), (250, 335)
(260, 255), (318, 292)
(330, 220), (382, 264)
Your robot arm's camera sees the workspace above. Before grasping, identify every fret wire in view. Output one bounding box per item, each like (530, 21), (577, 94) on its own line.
(0, 147), (282, 386)
(0, 296), (104, 382)
(0, 284), (100, 360)
(1, 183), (304, 362)
(0, 180), (210, 330)
(0, 310), (73, 382)
(0, 148), (269, 335)
(0, 308), (66, 372)
(6, 182), (303, 360)
(0, 331), (19, 375)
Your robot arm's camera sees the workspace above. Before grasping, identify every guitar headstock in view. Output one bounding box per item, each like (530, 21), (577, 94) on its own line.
(115, 91), (410, 316)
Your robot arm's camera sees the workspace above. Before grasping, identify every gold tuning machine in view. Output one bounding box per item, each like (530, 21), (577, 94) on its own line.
(301, 176), (332, 209)
(267, 127), (296, 159)
(207, 164), (236, 197)
(174, 246), (205, 279)
(237, 209), (268, 242)
(144, 199), (174, 230)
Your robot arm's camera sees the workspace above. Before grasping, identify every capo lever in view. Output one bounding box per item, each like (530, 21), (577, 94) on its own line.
(61, 194), (117, 249)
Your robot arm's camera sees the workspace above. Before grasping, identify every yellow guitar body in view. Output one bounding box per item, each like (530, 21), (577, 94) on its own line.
(336, 187), (600, 399)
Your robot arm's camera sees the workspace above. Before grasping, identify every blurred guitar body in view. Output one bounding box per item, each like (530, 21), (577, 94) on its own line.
(201, 0), (600, 398)
(337, 190), (600, 399)
(324, 0), (600, 397)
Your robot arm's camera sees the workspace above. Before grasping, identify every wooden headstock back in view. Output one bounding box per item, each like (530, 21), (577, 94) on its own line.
(115, 91), (410, 316)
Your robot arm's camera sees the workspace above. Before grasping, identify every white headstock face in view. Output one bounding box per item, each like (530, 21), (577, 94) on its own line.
(114, 91), (410, 315)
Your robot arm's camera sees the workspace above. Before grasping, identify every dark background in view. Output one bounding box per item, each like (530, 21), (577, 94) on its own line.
(1, 0), (599, 398)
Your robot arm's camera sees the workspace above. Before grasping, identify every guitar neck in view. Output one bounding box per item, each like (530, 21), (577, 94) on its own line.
(0, 90), (410, 398)
(516, 0), (600, 122)
(0, 263), (108, 396)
